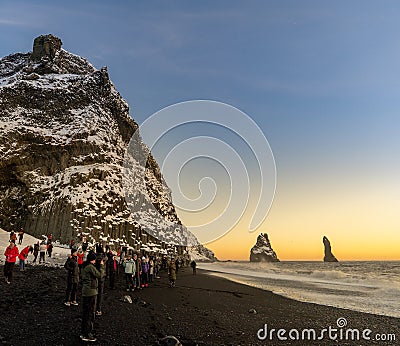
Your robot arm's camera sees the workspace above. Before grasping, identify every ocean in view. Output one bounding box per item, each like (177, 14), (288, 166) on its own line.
(198, 261), (400, 318)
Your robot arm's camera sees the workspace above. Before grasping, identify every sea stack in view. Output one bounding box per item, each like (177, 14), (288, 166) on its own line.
(323, 236), (338, 262)
(250, 233), (279, 262)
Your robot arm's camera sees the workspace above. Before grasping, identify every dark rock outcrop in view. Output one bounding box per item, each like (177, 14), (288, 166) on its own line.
(31, 34), (62, 61)
(250, 233), (279, 262)
(0, 35), (197, 248)
(323, 236), (338, 262)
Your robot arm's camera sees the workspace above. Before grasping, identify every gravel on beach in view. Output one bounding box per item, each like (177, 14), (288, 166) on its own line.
(0, 265), (399, 345)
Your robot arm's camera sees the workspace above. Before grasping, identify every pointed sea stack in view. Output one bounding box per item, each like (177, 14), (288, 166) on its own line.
(323, 236), (338, 262)
(250, 233), (279, 262)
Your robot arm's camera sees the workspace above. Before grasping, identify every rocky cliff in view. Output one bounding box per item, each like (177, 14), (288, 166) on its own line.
(249, 233), (279, 262)
(0, 34), (198, 250)
(323, 236), (338, 262)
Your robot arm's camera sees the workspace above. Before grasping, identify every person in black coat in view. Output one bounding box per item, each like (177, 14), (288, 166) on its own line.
(190, 260), (197, 275)
(47, 243), (53, 258)
(64, 249), (80, 306)
(95, 252), (106, 316)
(32, 241), (39, 263)
(107, 255), (119, 289)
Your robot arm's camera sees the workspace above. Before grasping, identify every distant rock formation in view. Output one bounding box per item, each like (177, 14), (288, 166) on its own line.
(250, 233), (279, 262)
(323, 236), (338, 262)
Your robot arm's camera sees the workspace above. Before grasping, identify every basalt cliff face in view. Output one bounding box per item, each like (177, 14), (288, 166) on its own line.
(323, 236), (338, 262)
(249, 233), (279, 262)
(0, 34), (198, 250)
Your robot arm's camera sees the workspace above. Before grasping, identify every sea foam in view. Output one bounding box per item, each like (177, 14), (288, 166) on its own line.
(199, 261), (400, 318)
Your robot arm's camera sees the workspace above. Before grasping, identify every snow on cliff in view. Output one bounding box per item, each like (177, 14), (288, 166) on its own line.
(0, 34), (199, 251)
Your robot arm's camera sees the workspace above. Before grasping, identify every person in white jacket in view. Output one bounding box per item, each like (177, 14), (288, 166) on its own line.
(123, 254), (136, 292)
(39, 241), (47, 264)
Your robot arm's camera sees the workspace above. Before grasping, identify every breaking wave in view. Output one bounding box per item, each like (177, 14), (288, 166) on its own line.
(199, 261), (400, 317)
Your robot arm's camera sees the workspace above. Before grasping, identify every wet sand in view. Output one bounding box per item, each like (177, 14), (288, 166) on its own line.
(0, 265), (398, 345)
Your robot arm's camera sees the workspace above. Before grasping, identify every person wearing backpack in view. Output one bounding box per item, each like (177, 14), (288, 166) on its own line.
(64, 249), (79, 307)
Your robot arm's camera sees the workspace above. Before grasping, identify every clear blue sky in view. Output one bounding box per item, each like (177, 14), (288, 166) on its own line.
(1, 1), (400, 259)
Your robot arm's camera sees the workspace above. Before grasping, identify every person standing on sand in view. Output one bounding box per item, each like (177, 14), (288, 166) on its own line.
(107, 255), (119, 289)
(64, 249), (79, 306)
(47, 243), (53, 258)
(18, 229), (24, 245)
(123, 254), (135, 292)
(168, 259), (177, 288)
(149, 258), (154, 283)
(95, 253), (106, 316)
(81, 252), (105, 342)
(133, 253), (141, 289)
(190, 260), (197, 275)
(10, 231), (17, 244)
(32, 241), (39, 263)
(153, 257), (159, 279)
(18, 245), (33, 271)
(4, 242), (19, 284)
(105, 250), (112, 279)
(95, 243), (104, 256)
(77, 248), (84, 272)
(39, 241), (47, 264)
(82, 238), (88, 253)
(141, 256), (149, 288)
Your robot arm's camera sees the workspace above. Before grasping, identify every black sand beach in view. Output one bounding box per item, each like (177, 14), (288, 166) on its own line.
(0, 265), (398, 345)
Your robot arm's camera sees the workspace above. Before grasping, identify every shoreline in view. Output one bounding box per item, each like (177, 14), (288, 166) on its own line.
(199, 260), (400, 319)
(202, 268), (400, 318)
(1, 265), (399, 345)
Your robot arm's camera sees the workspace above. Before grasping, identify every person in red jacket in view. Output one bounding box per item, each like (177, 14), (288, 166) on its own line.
(4, 242), (19, 284)
(18, 245), (33, 271)
(77, 248), (85, 272)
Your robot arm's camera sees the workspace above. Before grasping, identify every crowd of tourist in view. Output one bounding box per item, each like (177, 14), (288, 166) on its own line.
(3, 230), (194, 342)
